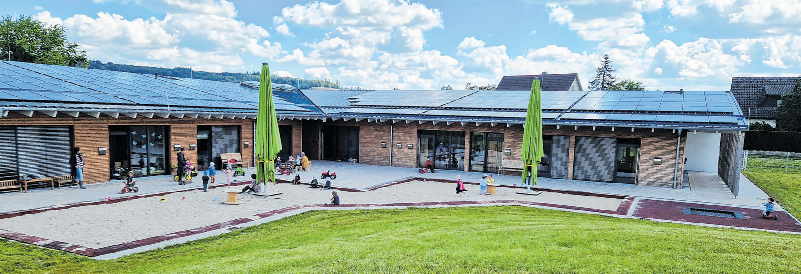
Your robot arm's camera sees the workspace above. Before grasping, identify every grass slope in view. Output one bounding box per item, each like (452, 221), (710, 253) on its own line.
(2, 206), (801, 273)
(744, 169), (801, 218)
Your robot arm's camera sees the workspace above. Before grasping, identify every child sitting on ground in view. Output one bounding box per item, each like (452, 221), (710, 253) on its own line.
(323, 179), (332, 190)
(292, 172), (301, 185)
(329, 191), (340, 205)
(240, 174), (262, 194)
(309, 177), (320, 188)
(763, 197), (776, 219)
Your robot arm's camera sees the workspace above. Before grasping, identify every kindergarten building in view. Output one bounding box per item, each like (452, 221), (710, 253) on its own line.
(0, 61), (748, 194)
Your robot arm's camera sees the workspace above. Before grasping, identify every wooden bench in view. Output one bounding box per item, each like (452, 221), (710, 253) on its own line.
(500, 160), (524, 176)
(221, 153), (249, 168)
(0, 179), (21, 193)
(53, 175), (75, 188)
(22, 177), (54, 192)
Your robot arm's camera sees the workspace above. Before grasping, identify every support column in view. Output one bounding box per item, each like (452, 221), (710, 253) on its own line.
(566, 135), (576, 180)
(464, 131), (471, 172)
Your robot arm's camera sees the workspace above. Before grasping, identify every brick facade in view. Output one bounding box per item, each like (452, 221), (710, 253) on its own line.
(0, 112), (253, 185)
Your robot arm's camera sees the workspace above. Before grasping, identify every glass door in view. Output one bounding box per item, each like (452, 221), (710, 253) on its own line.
(129, 126), (167, 177)
(469, 132), (503, 173)
(418, 133), (435, 167)
(615, 145), (638, 184)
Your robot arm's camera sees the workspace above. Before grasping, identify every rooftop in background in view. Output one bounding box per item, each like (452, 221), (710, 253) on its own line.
(730, 76), (799, 120)
(301, 89), (747, 131)
(0, 61), (322, 118)
(496, 73), (583, 91)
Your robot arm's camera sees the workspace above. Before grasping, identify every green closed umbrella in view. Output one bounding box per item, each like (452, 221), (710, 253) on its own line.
(256, 63), (282, 187)
(521, 79), (543, 191)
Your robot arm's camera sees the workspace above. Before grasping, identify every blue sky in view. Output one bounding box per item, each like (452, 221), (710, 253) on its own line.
(4, 0), (801, 90)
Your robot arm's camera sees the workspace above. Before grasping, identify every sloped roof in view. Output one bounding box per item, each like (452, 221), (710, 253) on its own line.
(730, 76), (798, 119)
(302, 89), (747, 131)
(496, 73), (582, 91)
(0, 61), (322, 118)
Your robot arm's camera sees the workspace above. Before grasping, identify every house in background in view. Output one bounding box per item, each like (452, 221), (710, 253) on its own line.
(730, 76), (798, 126)
(496, 73), (583, 91)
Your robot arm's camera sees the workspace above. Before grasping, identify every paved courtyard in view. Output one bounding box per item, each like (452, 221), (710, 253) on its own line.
(0, 161), (798, 259)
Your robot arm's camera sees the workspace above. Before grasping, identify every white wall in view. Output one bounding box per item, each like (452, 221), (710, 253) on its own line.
(684, 132), (721, 173)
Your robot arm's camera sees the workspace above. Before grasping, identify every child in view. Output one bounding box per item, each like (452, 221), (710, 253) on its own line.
(455, 175), (466, 196)
(323, 179), (332, 190)
(201, 169), (210, 192)
(207, 162), (216, 185)
(295, 154), (302, 172)
(122, 170), (136, 192)
(309, 177), (320, 188)
(329, 191), (340, 205)
(292, 172), (301, 185)
(480, 174), (492, 195)
(763, 197), (776, 218)
(241, 174), (262, 194)
(223, 162), (233, 187)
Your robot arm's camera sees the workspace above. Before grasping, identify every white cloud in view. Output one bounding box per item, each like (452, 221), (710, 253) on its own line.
(276, 0), (442, 66)
(547, 4), (649, 47)
(95, 0), (238, 18)
(457, 37), (485, 50)
(304, 67), (330, 79)
(457, 38), (509, 75)
(666, 0), (736, 17)
(276, 24), (294, 37)
(646, 38), (741, 78)
(729, 0), (801, 26)
(273, 70), (295, 78)
(632, 0), (664, 11)
(280, 0), (442, 30)
(34, 0), (281, 72)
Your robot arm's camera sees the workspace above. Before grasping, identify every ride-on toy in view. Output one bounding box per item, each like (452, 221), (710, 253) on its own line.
(763, 212), (778, 220)
(174, 160), (197, 183)
(229, 159), (246, 177)
(321, 170), (336, 179)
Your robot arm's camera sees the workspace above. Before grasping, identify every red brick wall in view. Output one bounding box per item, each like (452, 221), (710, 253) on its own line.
(358, 122), (392, 166)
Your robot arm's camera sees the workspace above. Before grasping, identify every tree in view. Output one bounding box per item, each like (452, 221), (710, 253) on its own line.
(464, 82), (496, 91)
(441, 84), (453, 90)
(610, 79), (645, 91)
(749, 121), (775, 131)
(1, 15), (88, 67)
(589, 54), (616, 91)
(776, 77), (801, 132)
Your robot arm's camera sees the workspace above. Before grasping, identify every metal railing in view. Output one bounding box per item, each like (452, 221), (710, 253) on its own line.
(742, 150), (801, 174)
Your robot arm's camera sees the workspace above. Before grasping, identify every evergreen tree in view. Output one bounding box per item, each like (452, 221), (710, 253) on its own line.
(0, 15), (88, 67)
(776, 77), (801, 132)
(589, 54), (616, 91)
(611, 79), (645, 91)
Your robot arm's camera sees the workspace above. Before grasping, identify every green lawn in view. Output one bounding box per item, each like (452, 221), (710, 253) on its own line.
(744, 169), (801, 218)
(2, 206), (801, 274)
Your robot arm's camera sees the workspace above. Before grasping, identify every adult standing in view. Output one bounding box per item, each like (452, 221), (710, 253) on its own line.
(301, 152), (310, 172)
(176, 147), (186, 184)
(70, 147), (86, 189)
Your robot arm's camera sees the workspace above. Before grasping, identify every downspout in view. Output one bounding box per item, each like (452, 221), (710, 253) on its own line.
(389, 124), (394, 167)
(673, 128), (682, 189)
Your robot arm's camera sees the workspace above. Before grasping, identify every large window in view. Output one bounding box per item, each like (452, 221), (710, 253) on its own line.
(469, 132), (503, 173)
(110, 125), (167, 178)
(419, 130), (465, 170)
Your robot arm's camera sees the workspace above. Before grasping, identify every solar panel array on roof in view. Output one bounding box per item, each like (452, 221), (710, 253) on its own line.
(0, 61), (320, 114)
(349, 90), (476, 107)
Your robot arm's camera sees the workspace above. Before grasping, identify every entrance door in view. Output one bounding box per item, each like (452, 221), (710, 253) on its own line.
(321, 126), (359, 161)
(418, 133), (435, 167)
(197, 126), (211, 167)
(615, 145), (638, 184)
(469, 132), (503, 173)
